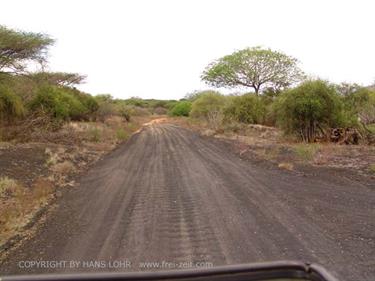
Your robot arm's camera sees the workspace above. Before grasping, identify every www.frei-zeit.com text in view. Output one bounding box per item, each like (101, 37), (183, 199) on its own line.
(17, 260), (214, 270)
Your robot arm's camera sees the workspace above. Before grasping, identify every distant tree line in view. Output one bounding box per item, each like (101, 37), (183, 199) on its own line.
(1, 25), (374, 143)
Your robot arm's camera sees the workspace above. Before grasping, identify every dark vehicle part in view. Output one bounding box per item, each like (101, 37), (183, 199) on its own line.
(1, 261), (338, 281)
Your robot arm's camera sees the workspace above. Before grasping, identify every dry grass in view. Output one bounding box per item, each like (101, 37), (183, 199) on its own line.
(50, 160), (75, 175)
(0, 177), (21, 198)
(116, 128), (128, 142)
(45, 147), (60, 166)
(0, 142), (12, 149)
(0, 177), (54, 245)
(293, 143), (321, 162)
(69, 116), (145, 145)
(278, 162), (294, 170)
(32, 177), (54, 201)
(88, 126), (102, 142)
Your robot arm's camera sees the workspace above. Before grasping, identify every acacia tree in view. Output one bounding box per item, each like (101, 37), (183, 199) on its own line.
(202, 47), (304, 95)
(28, 72), (86, 87)
(0, 25), (54, 74)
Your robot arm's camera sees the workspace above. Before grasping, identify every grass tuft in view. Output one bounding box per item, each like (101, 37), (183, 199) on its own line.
(0, 177), (20, 198)
(88, 126), (101, 142)
(294, 143), (321, 162)
(116, 128), (128, 142)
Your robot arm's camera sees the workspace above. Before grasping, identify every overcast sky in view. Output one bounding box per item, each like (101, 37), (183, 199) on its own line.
(1, 0), (374, 99)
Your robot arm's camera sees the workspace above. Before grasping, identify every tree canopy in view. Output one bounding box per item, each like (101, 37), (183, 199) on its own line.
(202, 47), (304, 95)
(28, 72), (86, 87)
(0, 25), (54, 73)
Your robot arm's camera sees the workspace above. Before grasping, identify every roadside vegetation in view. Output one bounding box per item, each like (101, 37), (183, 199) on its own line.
(168, 47), (375, 178)
(0, 25), (172, 250)
(171, 47), (375, 146)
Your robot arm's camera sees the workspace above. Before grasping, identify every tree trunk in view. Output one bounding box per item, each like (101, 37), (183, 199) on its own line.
(253, 86), (259, 95)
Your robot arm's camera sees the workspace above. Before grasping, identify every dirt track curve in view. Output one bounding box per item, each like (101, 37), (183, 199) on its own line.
(1, 123), (374, 280)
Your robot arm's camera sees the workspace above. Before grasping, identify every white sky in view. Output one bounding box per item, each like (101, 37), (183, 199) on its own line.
(1, 0), (374, 99)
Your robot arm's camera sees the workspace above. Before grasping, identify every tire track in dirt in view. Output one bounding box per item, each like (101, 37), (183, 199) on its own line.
(1, 123), (374, 281)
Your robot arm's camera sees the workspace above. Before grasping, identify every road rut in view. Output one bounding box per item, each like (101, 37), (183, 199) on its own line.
(1, 123), (374, 280)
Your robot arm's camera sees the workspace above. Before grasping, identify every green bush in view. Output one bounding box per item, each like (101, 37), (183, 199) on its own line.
(29, 86), (67, 119)
(190, 91), (226, 119)
(74, 91), (99, 118)
(0, 85), (25, 123)
(58, 91), (87, 120)
(170, 101), (191, 116)
(29, 86), (93, 121)
(224, 94), (266, 124)
(275, 80), (344, 142)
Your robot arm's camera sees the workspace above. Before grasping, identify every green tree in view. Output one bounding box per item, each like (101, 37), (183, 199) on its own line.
(275, 80), (343, 142)
(202, 47), (303, 95)
(0, 25), (54, 73)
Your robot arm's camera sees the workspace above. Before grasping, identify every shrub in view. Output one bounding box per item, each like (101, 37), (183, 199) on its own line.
(153, 107), (168, 115)
(94, 95), (118, 121)
(29, 86), (91, 121)
(170, 101), (192, 116)
(29, 86), (65, 119)
(0, 85), (25, 123)
(275, 80), (344, 142)
(190, 91), (226, 119)
(118, 105), (131, 121)
(128, 106), (151, 116)
(224, 94), (266, 124)
(58, 91), (87, 120)
(74, 91), (99, 119)
(96, 103), (118, 121)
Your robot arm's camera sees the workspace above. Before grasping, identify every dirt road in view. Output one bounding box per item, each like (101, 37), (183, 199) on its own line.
(1, 123), (374, 280)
